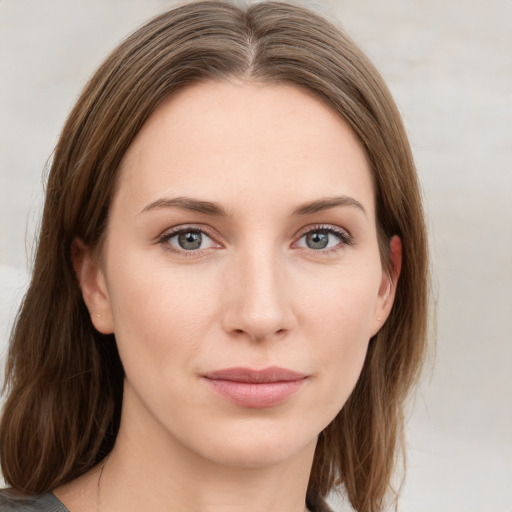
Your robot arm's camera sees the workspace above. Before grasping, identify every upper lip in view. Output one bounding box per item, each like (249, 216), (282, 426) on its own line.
(202, 366), (307, 383)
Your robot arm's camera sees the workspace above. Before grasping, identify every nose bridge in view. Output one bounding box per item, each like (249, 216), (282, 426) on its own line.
(223, 239), (294, 341)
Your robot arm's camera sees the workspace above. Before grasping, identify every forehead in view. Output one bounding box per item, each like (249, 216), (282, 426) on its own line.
(115, 80), (374, 217)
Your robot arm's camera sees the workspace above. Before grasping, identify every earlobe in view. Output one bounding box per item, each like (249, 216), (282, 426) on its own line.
(371, 235), (402, 335)
(71, 238), (115, 334)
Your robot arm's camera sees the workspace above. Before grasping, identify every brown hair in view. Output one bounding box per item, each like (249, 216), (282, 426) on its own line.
(0, 2), (428, 511)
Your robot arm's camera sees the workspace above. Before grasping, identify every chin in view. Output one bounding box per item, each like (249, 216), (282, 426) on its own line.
(203, 437), (317, 469)
(178, 415), (322, 470)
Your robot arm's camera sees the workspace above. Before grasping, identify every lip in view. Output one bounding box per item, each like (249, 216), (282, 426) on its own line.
(202, 367), (308, 409)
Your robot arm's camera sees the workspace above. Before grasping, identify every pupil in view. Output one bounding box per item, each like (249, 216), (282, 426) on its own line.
(306, 231), (329, 249)
(178, 231), (202, 250)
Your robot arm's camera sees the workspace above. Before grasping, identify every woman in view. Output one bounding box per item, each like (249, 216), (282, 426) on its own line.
(0, 1), (428, 511)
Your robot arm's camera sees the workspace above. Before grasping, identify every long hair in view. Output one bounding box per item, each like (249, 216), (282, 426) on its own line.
(0, 2), (429, 511)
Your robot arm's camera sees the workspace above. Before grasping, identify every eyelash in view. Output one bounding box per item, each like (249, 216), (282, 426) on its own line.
(157, 224), (353, 256)
(158, 224), (220, 257)
(293, 224), (353, 255)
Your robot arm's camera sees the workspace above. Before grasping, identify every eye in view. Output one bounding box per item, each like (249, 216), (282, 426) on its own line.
(160, 227), (219, 253)
(294, 226), (352, 251)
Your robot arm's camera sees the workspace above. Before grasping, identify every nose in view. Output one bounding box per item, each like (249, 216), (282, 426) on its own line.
(221, 246), (296, 343)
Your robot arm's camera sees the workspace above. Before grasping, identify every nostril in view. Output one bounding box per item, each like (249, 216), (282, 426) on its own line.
(230, 327), (286, 339)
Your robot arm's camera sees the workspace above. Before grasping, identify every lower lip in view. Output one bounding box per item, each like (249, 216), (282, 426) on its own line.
(204, 378), (306, 409)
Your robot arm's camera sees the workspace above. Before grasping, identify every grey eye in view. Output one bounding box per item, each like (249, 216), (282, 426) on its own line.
(177, 231), (203, 250)
(295, 228), (348, 251)
(305, 231), (329, 249)
(163, 228), (218, 253)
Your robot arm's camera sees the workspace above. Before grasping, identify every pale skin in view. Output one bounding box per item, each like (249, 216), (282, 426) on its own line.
(59, 81), (401, 512)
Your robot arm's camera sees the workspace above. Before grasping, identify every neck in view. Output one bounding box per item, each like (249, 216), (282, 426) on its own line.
(57, 382), (317, 512)
(101, 428), (314, 512)
(102, 439), (314, 512)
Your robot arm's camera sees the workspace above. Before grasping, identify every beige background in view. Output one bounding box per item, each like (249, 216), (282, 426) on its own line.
(1, 1), (511, 511)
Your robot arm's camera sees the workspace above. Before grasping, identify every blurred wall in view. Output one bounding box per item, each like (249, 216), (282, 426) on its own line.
(1, 1), (511, 511)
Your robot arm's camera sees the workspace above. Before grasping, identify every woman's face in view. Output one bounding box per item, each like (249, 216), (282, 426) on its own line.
(80, 81), (397, 469)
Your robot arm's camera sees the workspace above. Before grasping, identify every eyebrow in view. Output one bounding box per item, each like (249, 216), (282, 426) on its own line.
(292, 196), (367, 217)
(140, 197), (229, 216)
(140, 195), (366, 217)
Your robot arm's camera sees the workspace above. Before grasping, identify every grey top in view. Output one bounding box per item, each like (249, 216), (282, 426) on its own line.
(0, 490), (333, 511)
(0, 492), (69, 512)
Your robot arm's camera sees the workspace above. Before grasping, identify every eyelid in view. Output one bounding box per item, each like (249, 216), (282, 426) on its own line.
(156, 223), (352, 256)
(157, 224), (223, 255)
(292, 224), (353, 252)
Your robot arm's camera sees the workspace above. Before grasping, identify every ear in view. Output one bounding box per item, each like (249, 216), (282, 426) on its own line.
(370, 235), (402, 336)
(71, 238), (115, 334)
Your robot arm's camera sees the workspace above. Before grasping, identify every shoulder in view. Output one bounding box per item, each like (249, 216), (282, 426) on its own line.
(0, 490), (69, 512)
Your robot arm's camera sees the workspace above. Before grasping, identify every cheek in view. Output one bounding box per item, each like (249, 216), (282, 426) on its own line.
(298, 260), (381, 339)
(104, 252), (222, 376)
(297, 265), (380, 408)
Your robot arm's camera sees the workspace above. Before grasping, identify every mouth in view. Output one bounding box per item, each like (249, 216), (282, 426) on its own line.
(201, 366), (308, 409)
